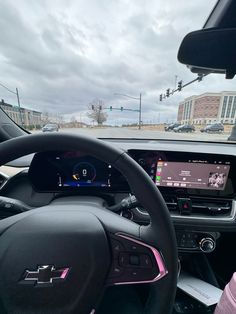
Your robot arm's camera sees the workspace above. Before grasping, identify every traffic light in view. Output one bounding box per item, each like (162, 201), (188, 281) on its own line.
(166, 89), (170, 97)
(159, 94), (162, 102)
(121, 107), (124, 111)
(91, 105), (95, 110)
(177, 80), (183, 91)
(110, 106), (112, 111)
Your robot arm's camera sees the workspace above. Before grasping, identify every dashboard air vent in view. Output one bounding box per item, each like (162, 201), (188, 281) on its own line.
(164, 195), (178, 213)
(191, 198), (232, 217)
(162, 195), (232, 218)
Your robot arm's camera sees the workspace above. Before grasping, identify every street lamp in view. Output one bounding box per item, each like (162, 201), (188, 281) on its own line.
(0, 82), (23, 126)
(114, 92), (142, 130)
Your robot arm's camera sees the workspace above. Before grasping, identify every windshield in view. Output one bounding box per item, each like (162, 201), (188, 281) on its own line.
(0, 0), (235, 142)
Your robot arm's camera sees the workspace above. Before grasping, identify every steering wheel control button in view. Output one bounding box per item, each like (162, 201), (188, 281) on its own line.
(118, 253), (129, 267)
(110, 263), (124, 277)
(129, 255), (140, 266)
(111, 239), (124, 258)
(125, 267), (158, 282)
(107, 234), (167, 285)
(140, 254), (153, 268)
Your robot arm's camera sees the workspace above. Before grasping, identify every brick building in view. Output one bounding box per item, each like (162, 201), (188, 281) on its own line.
(177, 92), (236, 125)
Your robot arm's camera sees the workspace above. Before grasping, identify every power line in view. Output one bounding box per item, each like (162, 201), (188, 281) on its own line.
(0, 82), (16, 94)
(0, 82), (23, 125)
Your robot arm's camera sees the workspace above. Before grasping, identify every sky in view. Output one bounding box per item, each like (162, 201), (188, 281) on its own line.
(0, 0), (235, 125)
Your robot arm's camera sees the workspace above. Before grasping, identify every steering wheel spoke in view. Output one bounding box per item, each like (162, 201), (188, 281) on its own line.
(106, 232), (168, 286)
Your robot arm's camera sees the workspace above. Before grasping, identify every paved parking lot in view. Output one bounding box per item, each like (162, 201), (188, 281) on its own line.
(34, 127), (232, 142)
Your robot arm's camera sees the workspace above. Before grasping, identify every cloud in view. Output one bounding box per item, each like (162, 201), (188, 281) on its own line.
(1, 0), (234, 125)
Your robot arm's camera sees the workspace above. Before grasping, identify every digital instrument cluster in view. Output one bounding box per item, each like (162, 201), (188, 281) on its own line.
(29, 150), (234, 196)
(29, 151), (114, 191)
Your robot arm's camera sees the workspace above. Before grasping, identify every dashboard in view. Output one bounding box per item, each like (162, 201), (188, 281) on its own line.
(29, 149), (235, 198)
(1, 138), (236, 253)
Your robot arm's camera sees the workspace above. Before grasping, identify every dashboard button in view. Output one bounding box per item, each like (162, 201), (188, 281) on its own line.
(178, 198), (192, 215)
(180, 239), (186, 247)
(199, 238), (216, 253)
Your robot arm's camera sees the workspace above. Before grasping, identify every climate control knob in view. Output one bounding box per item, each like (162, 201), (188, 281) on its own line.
(199, 237), (215, 253)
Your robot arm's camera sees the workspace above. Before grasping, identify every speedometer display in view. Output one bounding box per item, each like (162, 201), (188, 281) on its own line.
(72, 162), (96, 183)
(57, 152), (111, 188)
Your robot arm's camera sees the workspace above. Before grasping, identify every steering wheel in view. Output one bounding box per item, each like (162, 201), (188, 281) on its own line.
(0, 133), (178, 314)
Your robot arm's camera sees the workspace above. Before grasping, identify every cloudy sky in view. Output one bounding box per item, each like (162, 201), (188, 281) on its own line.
(0, 0), (235, 125)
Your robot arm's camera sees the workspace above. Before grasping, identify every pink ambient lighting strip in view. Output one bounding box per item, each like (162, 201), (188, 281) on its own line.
(114, 233), (168, 285)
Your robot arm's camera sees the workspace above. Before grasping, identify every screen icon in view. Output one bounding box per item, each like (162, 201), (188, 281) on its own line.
(156, 175), (161, 182)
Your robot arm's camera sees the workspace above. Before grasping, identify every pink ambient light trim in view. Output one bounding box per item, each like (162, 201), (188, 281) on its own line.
(114, 233), (168, 285)
(60, 268), (70, 279)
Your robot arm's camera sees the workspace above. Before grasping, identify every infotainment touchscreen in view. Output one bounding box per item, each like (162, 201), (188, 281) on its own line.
(155, 161), (230, 190)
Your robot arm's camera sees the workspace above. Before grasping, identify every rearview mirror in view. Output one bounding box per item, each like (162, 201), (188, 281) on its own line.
(178, 28), (236, 79)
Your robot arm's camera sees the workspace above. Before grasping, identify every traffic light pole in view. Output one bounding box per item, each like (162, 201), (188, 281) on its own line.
(114, 93), (142, 130)
(159, 74), (209, 101)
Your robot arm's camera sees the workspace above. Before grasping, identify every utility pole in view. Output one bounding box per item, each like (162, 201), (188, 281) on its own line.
(138, 93), (142, 130)
(0, 82), (23, 126)
(16, 88), (23, 125)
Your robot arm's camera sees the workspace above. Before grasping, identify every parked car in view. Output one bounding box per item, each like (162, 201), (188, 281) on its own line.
(200, 123), (224, 133)
(165, 122), (181, 131)
(173, 124), (195, 133)
(42, 123), (59, 132)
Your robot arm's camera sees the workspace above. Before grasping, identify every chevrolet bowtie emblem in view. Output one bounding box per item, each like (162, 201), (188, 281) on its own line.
(22, 265), (70, 285)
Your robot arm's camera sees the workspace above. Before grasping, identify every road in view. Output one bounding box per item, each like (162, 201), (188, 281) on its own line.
(35, 127), (232, 142)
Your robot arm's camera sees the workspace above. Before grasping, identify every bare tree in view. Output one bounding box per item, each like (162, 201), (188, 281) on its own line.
(70, 116), (77, 128)
(87, 99), (108, 125)
(58, 114), (65, 127)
